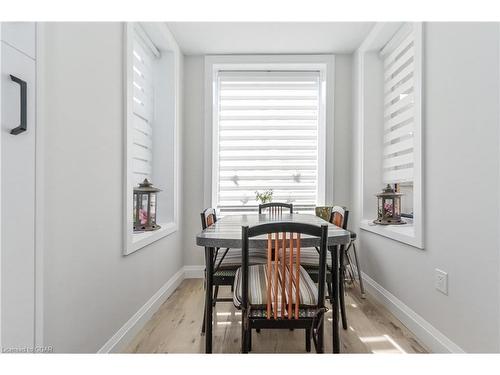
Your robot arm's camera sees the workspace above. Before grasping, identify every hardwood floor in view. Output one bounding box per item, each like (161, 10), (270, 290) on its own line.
(125, 279), (428, 354)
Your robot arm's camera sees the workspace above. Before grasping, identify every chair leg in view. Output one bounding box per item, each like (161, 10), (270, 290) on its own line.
(339, 267), (347, 329)
(339, 253), (348, 330)
(201, 270), (207, 335)
(327, 276), (333, 304)
(248, 328), (252, 352)
(201, 299), (206, 334)
(332, 246), (340, 353)
(351, 242), (366, 298)
(345, 253), (356, 285)
(241, 314), (248, 353)
(212, 285), (219, 307)
(305, 328), (312, 352)
(316, 320), (324, 353)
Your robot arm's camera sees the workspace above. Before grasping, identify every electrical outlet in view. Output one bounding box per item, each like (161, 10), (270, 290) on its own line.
(435, 269), (448, 295)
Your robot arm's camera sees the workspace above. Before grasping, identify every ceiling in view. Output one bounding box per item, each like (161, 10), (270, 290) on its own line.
(166, 22), (375, 55)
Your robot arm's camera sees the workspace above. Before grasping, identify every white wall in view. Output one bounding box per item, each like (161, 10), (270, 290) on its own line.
(352, 22), (500, 352)
(41, 22), (184, 352)
(182, 54), (354, 268)
(182, 56), (206, 267)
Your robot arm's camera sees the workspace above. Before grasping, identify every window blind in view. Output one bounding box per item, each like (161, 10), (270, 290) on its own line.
(382, 28), (415, 184)
(132, 31), (155, 185)
(215, 70), (321, 212)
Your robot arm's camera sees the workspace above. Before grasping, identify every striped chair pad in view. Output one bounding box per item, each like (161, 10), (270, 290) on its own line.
(216, 248), (267, 269)
(233, 264), (318, 310)
(299, 247), (332, 267)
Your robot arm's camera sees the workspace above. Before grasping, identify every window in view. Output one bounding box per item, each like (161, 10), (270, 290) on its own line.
(212, 69), (325, 213)
(382, 29), (415, 186)
(124, 23), (181, 255)
(131, 29), (156, 185)
(381, 26), (416, 215)
(357, 23), (423, 249)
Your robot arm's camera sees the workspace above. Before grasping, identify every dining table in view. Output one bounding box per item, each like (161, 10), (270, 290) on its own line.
(195, 212), (351, 353)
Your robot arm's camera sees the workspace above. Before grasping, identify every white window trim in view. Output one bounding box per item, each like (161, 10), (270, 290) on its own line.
(356, 22), (424, 249)
(123, 23), (181, 255)
(204, 55), (335, 213)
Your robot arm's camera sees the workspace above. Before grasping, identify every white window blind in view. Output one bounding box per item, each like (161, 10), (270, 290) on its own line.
(215, 70), (321, 213)
(132, 31), (156, 185)
(382, 28), (415, 184)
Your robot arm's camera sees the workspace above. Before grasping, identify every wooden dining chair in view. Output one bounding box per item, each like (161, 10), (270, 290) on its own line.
(233, 222), (329, 353)
(301, 206), (349, 330)
(258, 202), (293, 215)
(200, 208), (267, 334)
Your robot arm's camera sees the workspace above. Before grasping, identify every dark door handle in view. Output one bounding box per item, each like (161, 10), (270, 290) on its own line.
(9, 74), (27, 135)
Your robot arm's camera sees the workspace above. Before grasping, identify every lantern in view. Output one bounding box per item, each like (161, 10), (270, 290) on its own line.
(373, 184), (405, 225)
(133, 179), (161, 232)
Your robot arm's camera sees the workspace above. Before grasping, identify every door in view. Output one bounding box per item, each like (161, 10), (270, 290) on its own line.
(1, 37), (36, 350)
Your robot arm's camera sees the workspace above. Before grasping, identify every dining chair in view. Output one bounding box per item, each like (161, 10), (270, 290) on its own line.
(301, 206), (349, 330)
(258, 202), (293, 215)
(200, 208), (267, 334)
(233, 222), (329, 353)
(343, 231), (366, 298)
(321, 207), (365, 299)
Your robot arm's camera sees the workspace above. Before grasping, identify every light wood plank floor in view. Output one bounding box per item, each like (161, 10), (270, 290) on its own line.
(125, 279), (428, 354)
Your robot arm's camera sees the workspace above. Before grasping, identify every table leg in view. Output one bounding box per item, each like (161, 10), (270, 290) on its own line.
(205, 247), (214, 353)
(331, 245), (340, 353)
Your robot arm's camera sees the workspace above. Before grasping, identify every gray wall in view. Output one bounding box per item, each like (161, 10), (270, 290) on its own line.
(181, 54), (354, 268)
(41, 22), (184, 352)
(352, 22), (500, 352)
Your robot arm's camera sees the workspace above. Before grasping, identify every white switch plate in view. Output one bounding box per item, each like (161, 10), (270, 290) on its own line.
(435, 269), (448, 295)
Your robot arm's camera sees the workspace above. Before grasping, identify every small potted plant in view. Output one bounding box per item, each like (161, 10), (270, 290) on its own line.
(255, 189), (273, 204)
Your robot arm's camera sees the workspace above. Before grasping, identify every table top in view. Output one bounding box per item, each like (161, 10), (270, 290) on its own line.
(196, 213), (351, 248)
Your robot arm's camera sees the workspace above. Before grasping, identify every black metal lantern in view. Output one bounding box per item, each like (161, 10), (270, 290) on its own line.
(133, 179), (161, 232)
(373, 184), (405, 225)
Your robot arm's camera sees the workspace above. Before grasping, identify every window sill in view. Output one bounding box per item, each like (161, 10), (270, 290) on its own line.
(130, 222), (177, 253)
(360, 218), (423, 249)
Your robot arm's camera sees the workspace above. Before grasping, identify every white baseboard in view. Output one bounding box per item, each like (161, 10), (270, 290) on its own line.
(184, 265), (205, 279)
(98, 267), (185, 353)
(362, 272), (465, 353)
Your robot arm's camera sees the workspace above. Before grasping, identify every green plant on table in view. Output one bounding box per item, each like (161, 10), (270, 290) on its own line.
(255, 189), (273, 204)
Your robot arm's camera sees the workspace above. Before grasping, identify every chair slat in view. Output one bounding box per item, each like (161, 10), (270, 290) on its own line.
(295, 234), (301, 319)
(288, 232), (293, 319)
(274, 234), (279, 319)
(267, 233), (272, 320)
(206, 214), (215, 227)
(281, 232), (286, 318)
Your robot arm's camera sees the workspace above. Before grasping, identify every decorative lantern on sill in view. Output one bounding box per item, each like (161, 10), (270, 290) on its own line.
(373, 184), (406, 225)
(133, 179), (161, 232)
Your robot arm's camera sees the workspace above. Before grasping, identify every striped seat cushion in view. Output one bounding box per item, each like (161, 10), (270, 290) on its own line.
(299, 247), (332, 267)
(233, 264), (318, 309)
(216, 248), (267, 269)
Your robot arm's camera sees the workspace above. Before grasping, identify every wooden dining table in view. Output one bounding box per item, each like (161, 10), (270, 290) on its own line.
(196, 213), (351, 353)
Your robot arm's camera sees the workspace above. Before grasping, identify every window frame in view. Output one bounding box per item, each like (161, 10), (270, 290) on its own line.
(204, 55), (335, 214)
(356, 22), (424, 249)
(123, 22), (181, 255)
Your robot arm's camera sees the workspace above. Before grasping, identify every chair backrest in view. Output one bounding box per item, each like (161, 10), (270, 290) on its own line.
(330, 206), (349, 230)
(241, 222), (328, 320)
(258, 202), (293, 215)
(200, 208), (217, 230)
